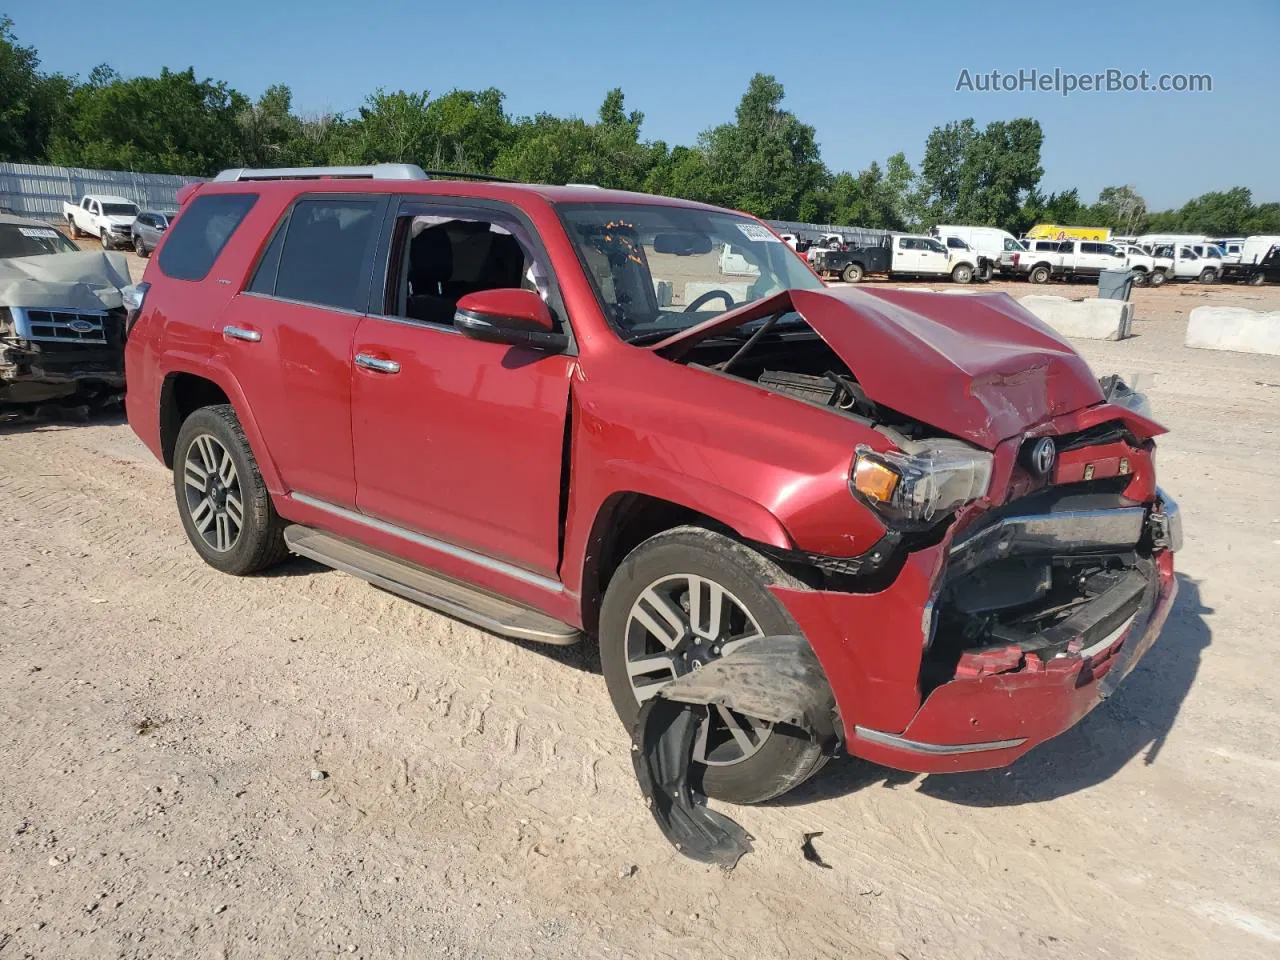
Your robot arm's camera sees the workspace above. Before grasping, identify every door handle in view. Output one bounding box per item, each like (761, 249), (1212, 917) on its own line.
(223, 325), (261, 343)
(355, 353), (400, 374)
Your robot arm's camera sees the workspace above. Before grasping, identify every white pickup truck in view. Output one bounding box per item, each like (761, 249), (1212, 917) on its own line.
(1146, 243), (1222, 286)
(62, 195), (140, 250)
(812, 233), (983, 283)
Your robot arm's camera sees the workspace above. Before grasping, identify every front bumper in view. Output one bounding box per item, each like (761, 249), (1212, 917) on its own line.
(772, 497), (1180, 774)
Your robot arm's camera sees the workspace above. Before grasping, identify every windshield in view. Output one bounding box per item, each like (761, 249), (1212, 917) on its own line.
(558, 203), (823, 340)
(102, 203), (138, 217)
(0, 224), (80, 258)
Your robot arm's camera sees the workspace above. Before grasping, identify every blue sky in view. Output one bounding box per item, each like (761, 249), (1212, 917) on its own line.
(9, 0), (1278, 209)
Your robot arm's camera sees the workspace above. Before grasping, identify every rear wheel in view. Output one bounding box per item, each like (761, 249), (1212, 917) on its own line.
(951, 263), (974, 284)
(1029, 265), (1051, 284)
(600, 526), (830, 805)
(841, 262), (864, 283)
(1248, 271), (1266, 286)
(173, 404), (288, 575)
(68, 218), (82, 240)
(1148, 269), (1168, 287)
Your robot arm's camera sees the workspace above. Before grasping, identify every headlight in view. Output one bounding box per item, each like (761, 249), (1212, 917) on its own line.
(1099, 373), (1154, 421)
(851, 441), (994, 525)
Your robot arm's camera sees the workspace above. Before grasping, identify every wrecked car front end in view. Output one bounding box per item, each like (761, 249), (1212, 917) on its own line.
(650, 285), (1181, 776)
(0, 251), (131, 410)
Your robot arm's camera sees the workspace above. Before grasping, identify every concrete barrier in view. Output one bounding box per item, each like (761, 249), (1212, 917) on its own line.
(684, 281), (752, 306)
(1185, 306), (1280, 356)
(1017, 295), (1133, 341)
(652, 279), (673, 307)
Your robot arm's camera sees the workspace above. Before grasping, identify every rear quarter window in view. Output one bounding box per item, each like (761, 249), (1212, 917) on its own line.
(158, 193), (258, 281)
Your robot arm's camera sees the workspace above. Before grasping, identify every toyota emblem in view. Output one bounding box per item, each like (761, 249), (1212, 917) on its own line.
(1030, 438), (1056, 476)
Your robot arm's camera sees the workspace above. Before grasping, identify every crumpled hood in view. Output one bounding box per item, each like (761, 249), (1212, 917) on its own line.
(0, 251), (132, 311)
(654, 286), (1106, 449)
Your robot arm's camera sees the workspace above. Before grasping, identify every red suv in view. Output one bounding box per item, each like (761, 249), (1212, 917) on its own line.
(124, 165), (1181, 804)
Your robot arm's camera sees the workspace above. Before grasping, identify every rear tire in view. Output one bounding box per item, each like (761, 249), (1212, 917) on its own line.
(1131, 269), (1148, 287)
(1148, 269), (1168, 287)
(599, 526), (831, 805)
(841, 262), (864, 283)
(68, 218), (82, 240)
(173, 404), (288, 575)
(1029, 265), (1051, 284)
(1248, 271), (1266, 286)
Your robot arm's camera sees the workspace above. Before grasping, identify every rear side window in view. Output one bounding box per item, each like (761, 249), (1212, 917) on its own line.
(272, 198), (380, 312)
(158, 194), (257, 281)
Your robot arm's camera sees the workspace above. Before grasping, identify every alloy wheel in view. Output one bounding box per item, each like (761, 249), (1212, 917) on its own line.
(182, 434), (244, 553)
(624, 574), (771, 766)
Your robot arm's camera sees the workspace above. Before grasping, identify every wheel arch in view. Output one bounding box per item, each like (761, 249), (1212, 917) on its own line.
(157, 365), (283, 493)
(576, 487), (793, 636)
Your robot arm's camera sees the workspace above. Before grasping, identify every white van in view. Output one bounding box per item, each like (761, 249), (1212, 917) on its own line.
(719, 243), (761, 277)
(931, 225), (1025, 275)
(1240, 235), (1280, 265)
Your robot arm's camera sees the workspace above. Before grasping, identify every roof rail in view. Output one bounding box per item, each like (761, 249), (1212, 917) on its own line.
(421, 169), (513, 183)
(212, 163), (429, 182)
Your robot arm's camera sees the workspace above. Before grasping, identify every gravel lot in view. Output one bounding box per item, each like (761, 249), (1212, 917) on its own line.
(2, 253), (1279, 959)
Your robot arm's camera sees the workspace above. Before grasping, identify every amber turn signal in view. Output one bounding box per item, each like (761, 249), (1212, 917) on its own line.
(853, 458), (900, 503)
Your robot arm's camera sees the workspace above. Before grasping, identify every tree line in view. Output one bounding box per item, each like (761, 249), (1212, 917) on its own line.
(3, 16), (1276, 237)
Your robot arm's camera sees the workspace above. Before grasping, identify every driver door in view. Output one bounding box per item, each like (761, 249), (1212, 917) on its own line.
(350, 198), (575, 578)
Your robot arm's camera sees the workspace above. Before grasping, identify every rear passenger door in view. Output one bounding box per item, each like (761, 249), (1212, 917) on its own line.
(349, 197), (574, 579)
(220, 193), (387, 508)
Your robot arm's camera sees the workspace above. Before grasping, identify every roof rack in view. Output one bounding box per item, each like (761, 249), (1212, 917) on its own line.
(421, 169), (513, 183)
(212, 163), (430, 182)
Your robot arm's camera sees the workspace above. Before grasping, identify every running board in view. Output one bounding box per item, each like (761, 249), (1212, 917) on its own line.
(283, 525), (581, 645)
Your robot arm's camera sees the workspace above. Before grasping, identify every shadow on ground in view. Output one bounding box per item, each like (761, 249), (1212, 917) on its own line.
(773, 573), (1211, 808)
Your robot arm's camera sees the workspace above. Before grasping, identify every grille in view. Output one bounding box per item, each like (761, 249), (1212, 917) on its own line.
(9, 306), (108, 345)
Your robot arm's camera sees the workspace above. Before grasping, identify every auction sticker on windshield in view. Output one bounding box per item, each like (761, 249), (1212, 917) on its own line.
(735, 223), (780, 242)
(19, 228), (61, 238)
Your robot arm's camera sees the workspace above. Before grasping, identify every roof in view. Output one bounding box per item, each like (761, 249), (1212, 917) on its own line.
(0, 213), (57, 229)
(81, 194), (135, 205)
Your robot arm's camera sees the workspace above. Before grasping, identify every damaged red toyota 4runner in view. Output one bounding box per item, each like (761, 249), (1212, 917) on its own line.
(124, 165), (1182, 814)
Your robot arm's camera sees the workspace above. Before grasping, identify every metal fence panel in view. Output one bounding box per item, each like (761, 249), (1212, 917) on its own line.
(0, 162), (205, 221)
(766, 220), (890, 245)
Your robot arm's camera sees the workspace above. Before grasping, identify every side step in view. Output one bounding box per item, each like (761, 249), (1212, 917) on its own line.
(283, 525), (581, 646)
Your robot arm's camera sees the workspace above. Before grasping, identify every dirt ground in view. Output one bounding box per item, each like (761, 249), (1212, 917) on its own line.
(2, 251), (1280, 959)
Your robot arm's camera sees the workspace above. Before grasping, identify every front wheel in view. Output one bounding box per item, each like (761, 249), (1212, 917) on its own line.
(951, 263), (974, 284)
(173, 404), (289, 575)
(100, 231), (111, 250)
(599, 526), (831, 805)
(134, 235), (149, 258)
(1199, 268), (1218, 284)
(841, 262), (864, 283)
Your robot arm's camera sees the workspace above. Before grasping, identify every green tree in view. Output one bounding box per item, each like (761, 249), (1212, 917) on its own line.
(422, 87), (510, 172)
(821, 151), (915, 230)
(700, 74), (827, 220)
(1175, 187), (1255, 235)
(913, 117), (1043, 228)
(47, 66), (247, 174)
(1090, 184), (1147, 234)
(0, 16), (71, 161)
(351, 89), (433, 163)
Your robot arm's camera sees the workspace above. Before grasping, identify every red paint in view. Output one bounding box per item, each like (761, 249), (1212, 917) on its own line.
(128, 175), (1179, 780)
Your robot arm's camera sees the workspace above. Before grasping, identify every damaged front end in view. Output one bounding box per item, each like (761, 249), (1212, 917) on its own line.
(0, 252), (130, 410)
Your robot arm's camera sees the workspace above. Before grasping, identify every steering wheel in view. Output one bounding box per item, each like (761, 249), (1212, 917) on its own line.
(684, 289), (736, 313)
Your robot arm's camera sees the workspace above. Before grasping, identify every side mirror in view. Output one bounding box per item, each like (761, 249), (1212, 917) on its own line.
(455, 288), (568, 353)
